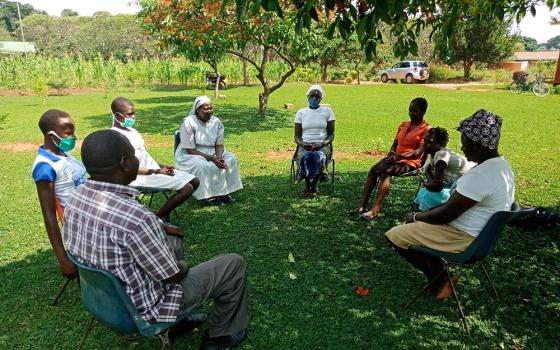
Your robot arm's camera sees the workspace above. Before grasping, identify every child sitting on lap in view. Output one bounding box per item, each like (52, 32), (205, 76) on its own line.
(414, 127), (475, 211)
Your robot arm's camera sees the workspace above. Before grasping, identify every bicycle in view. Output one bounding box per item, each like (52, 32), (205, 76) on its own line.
(509, 73), (550, 97)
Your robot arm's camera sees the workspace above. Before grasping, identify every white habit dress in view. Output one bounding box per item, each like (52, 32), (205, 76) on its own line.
(174, 115), (242, 200)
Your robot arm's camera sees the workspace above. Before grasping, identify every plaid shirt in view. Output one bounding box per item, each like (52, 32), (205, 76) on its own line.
(63, 180), (183, 323)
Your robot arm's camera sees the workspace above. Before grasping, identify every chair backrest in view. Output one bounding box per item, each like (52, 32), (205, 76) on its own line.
(455, 209), (518, 264)
(174, 130), (181, 154)
(67, 253), (146, 336)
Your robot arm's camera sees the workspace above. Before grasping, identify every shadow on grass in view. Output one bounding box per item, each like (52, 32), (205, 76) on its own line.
(2, 172), (559, 349)
(84, 99), (291, 138)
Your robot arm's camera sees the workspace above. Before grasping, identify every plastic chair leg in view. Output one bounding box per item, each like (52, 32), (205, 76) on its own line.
(159, 330), (174, 350)
(480, 262), (499, 298)
(77, 316), (95, 350)
(445, 268), (470, 335)
(51, 278), (72, 306)
(403, 268), (445, 309)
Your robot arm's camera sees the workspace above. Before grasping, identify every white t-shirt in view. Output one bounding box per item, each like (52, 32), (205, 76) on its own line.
(450, 157), (515, 237)
(432, 148), (476, 185)
(32, 146), (87, 207)
(294, 106), (335, 144)
(111, 127), (160, 169)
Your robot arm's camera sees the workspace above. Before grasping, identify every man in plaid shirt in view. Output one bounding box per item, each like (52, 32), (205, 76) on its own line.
(64, 130), (248, 349)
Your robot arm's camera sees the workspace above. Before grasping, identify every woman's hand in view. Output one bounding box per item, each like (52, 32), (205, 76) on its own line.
(211, 155), (228, 169)
(302, 143), (314, 151)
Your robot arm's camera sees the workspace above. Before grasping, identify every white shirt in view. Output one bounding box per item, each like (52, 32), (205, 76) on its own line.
(432, 148), (476, 185)
(450, 157), (515, 237)
(111, 127), (160, 169)
(294, 106), (335, 144)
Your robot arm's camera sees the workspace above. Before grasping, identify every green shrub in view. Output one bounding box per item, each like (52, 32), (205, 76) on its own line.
(429, 64), (461, 81)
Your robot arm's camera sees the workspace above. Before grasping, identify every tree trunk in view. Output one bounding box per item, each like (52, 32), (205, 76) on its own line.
(242, 46), (250, 86)
(320, 62), (328, 82)
(258, 92), (268, 117)
(355, 68), (361, 85)
(463, 59), (473, 79)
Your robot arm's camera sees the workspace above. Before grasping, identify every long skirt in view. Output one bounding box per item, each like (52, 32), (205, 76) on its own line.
(296, 145), (332, 179)
(175, 151), (243, 200)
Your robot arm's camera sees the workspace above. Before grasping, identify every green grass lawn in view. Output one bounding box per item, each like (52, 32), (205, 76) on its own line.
(0, 84), (559, 349)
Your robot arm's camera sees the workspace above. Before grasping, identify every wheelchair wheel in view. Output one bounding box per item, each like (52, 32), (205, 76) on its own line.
(533, 82), (550, 97)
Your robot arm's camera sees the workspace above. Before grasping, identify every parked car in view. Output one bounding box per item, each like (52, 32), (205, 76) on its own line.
(380, 60), (429, 83)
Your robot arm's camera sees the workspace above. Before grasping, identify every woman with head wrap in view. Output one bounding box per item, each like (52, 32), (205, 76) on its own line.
(175, 96), (243, 205)
(294, 84), (335, 195)
(384, 109), (515, 300)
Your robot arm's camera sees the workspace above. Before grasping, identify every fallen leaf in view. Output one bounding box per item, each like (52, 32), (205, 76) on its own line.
(355, 286), (369, 296)
(289, 272), (297, 280)
(288, 252), (295, 263)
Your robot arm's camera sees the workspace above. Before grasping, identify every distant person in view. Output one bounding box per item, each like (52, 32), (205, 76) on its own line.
(64, 130), (248, 349)
(293, 84), (335, 196)
(351, 97), (431, 219)
(32, 109), (87, 279)
(385, 110), (515, 300)
(175, 96), (243, 206)
(111, 97), (199, 222)
(413, 127), (475, 211)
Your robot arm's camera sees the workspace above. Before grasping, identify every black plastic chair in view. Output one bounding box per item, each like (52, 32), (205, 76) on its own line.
(403, 207), (521, 334)
(68, 253), (206, 350)
(290, 143), (335, 191)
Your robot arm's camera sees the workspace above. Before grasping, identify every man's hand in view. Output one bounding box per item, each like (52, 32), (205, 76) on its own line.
(159, 166), (175, 176)
(59, 257), (77, 279)
(163, 224), (185, 239)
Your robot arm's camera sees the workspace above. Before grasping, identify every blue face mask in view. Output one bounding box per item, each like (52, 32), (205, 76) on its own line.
(308, 96), (321, 109)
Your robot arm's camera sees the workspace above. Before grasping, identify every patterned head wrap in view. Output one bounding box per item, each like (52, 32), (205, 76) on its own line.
(306, 84), (324, 98)
(189, 95), (212, 117)
(457, 109), (502, 149)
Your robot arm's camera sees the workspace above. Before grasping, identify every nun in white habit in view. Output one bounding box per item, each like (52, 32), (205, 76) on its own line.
(175, 96), (243, 205)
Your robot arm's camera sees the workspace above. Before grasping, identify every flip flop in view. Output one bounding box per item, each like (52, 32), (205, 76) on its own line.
(361, 212), (378, 220)
(348, 208), (365, 216)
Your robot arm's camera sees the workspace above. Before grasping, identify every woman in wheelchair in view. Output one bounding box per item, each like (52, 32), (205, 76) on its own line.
(293, 85), (335, 196)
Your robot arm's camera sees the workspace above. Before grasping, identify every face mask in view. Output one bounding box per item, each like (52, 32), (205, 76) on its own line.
(308, 96), (321, 109)
(48, 131), (76, 152)
(114, 113), (136, 128)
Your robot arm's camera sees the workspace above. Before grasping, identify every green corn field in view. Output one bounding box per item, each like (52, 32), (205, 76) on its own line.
(0, 55), (322, 92)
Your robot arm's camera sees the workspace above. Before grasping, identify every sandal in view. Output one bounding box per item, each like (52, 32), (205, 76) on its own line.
(348, 207), (365, 216)
(206, 197), (224, 206)
(361, 212), (378, 220)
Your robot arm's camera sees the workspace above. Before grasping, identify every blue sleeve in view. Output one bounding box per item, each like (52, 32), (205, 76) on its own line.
(32, 162), (56, 183)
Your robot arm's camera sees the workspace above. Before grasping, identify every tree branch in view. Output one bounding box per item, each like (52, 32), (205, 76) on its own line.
(226, 50), (260, 70)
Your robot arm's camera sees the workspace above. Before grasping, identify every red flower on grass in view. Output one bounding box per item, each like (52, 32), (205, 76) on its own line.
(355, 286), (369, 296)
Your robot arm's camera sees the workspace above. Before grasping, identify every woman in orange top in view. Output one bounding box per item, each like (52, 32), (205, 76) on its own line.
(353, 97), (431, 219)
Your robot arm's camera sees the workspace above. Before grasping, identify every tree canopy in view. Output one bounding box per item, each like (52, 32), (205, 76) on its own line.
(0, 0), (45, 33)
(433, 1), (517, 79)
(225, 0), (558, 60)
(140, 0), (315, 116)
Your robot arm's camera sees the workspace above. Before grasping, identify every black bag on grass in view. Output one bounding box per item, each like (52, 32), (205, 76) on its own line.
(508, 207), (560, 230)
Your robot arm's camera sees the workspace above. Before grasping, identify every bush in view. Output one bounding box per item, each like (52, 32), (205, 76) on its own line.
(555, 85), (560, 95)
(428, 64), (461, 81)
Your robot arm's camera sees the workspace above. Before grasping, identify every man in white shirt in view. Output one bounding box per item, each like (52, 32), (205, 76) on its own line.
(111, 97), (199, 222)
(385, 109), (515, 300)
